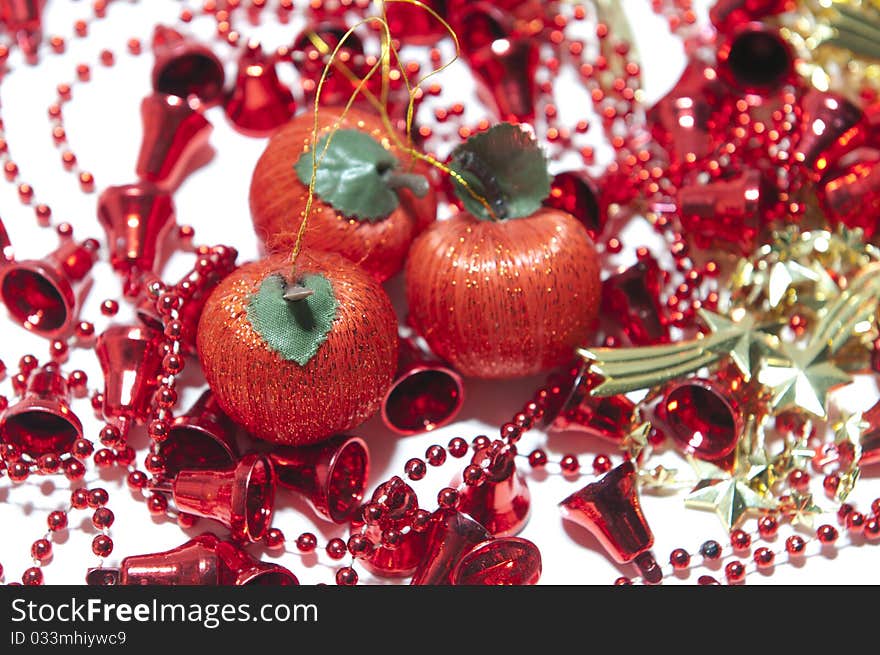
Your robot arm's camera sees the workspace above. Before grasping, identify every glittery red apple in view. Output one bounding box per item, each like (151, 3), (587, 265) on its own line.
(197, 250), (398, 445)
(405, 124), (601, 379)
(249, 107), (437, 282)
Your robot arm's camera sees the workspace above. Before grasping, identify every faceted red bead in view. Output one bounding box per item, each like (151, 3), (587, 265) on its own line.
(296, 532), (317, 552)
(724, 560), (746, 584)
(817, 524), (839, 545)
(22, 567), (43, 585)
(785, 535), (806, 555)
(864, 518), (880, 540)
(730, 529), (751, 550)
(846, 511), (866, 535)
(753, 547), (774, 568)
(669, 548), (690, 570)
(757, 515), (779, 539)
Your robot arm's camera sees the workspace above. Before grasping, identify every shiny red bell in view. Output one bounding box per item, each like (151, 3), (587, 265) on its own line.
(709, 0), (793, 34)
(382, 338), (463, 435)
(355, 476), (429, 578)
(270, 434), (368, 523)
(225, 40), (296, 137)
(543, 171), (603, 240)
(385, 0), (448, 45)
(0, 363), (81, 457)
(819, 155), (880, 239)
(453, 440), (530, 537)
(560, 460), (662, 583)
(716, 22), (796, 95)
(648, 62), (724, 170)
(136, 93), (213, 192)
(458, 5), (538, 124)
(677, 170), (765, 253)
(151, 25), (226, 106)
(602, 255), (670, 346)
(89, 533), (297, 585)
(292, 23), (365, 108)
(0, 0), (42, 63)
(94, 324), (163, 437)
(410, 509), (541, 585)
(544, 364), (636, 441)
(0, 237), (97, 338)
(652, 378), (742, 462)
(794, 89), (865, 177)
(152, 453), (275, 543)
(160, 391), (240, 477)
(97, 182), (175, 286)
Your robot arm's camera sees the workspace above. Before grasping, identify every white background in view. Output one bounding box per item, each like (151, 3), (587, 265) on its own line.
(0, 0), (878, 585)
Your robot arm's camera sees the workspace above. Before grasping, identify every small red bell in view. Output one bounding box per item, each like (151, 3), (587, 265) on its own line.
(225, 40), (296, 137)
(652, 378), (743, 462)
(136, 93), (213, 192)
(0, 363), (81, 457)
(355, 476), (429, 578)
(96, 182), (175, 287)
(819, 155), (880, 239)
(543, 171), (603, 240)
(270, 434), (368, 523)
(0, 0), (42, 63)
(89, 533), (297, 585)
(385, 0), (448, 45)
(292, 23), (365, 108)
(602, 255), (670, 346)
(453, 440), (530, 537)
(560, 460), (662, 584)
(382, 338), (464, 435)
(94, 324), (163, 437)
(458, 5), (538, 124)
(544, 364), (635, 441)
(648, 63), (725, 171)
(160, 391), (240, 477)
(794, 89), (865, 177)
(152, 453), (275, 543)
(410, 509), (541, 585)
(709, 0), (793, 34)
(677, 170), (765, 253)
(151, 25), (226, 106)
(0, 237), (97, 338)
(716, 22), (796, 95)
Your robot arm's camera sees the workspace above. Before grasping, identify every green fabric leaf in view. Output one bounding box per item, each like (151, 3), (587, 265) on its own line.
(449, 123), (551, 221)
(294, 128), (401, 222)
(246, 273), (338, 366)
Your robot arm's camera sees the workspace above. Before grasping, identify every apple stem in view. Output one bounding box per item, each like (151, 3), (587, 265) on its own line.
(283, 281), (315, 302)
(383, 170), (430, 198)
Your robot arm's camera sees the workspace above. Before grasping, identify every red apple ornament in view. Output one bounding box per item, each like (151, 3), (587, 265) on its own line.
(405, 124), (601, 379)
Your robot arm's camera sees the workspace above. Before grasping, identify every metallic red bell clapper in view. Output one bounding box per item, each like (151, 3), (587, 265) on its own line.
(453, 440), (530, 537)
(560, 460), (663, 584)
(150, 453), (275, 543)
(269, 434), (369, 524)
(0, 238), (97, 339)
(382, 338), (464, 435)
(0, 363), (82, 457)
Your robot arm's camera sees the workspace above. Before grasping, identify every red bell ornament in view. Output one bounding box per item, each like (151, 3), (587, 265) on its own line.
(652, 378), (743, 462)
(0, 0), (42, 62)
(410, 509), (541, 585)
(136, 93), (213, 192)
(88, 533), (297, 585)
(94, 324), (163, 437)
(225, 40), (296, 137)
(0, 364), (81, 457)
(716, 22), (796, 95)
(601, 255), (669, 346)
(453, 440), (530, 537)
(560, 460), (662, 584)
(381, 338), (464, 435)
(544, 364), (635, 441)
(160, 391), (240, 477)
(819, 155), (880, 239)
(676, 170), (765, 253)
(385, 0), (448, 44)
(151, 453), (275, 543)
(151, 25), (226, 106)
(458, 5), (538, 124)
(793, 89), (865, 177)
(543, 171), (603, 240)
(269, 434), (369, 523)
(355, 476), (429, 578)
(0, 237), (97, 338)
(96, 182), (175, 285)
(292, 23), (365, 108)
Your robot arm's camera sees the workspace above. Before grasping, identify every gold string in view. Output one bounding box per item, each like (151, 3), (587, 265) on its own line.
(288, 1), (499, 277)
